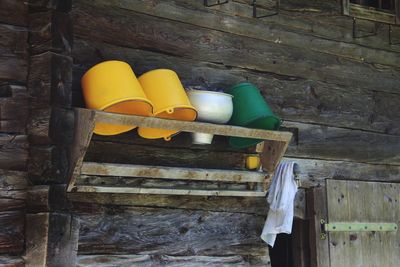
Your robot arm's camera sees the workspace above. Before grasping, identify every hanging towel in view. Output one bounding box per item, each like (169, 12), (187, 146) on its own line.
(260, 161), (298, 247)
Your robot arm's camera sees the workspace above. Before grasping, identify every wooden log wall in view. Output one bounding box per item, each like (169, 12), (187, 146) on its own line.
(23, 1), (80, 267)
(0, 0), (29, 265)
(65, 0), (400, 266)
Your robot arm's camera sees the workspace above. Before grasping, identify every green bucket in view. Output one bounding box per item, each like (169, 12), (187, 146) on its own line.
(228, 82), (281, 148)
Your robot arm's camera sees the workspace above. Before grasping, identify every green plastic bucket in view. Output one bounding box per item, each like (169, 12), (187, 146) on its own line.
(228, 82), (281, 148)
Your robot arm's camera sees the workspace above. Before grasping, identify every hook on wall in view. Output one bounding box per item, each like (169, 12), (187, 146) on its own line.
(253, 0), (280, 18)
(204, 0), (229, 7)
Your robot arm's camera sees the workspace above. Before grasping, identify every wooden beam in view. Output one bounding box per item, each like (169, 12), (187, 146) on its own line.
(73, 185), (267, 197)
(25, 213), (79, 267)
(307, 187), (330, 267)
(91, 109), (292, 142)
(349, 3), (396, 24)
(81, 162), (266, 183)
(66, 109), (96, 191)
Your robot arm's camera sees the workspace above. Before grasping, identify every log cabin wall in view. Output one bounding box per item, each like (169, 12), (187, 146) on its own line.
(0, 0), (28, 265)
(2, 0), (397, 266)
(68, 1), (400, 266)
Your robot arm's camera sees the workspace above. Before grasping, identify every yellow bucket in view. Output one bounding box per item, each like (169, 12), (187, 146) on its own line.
(137, 69), (197, 140)
(81, 61), (153, 135)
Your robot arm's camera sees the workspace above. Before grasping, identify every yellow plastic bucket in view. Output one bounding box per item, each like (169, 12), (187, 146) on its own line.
(81, 61), (153, 135)
(137, 69), (197, 140)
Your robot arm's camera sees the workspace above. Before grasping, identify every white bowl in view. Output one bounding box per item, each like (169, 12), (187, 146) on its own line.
(187, 90), (233, 145)
(187, 90), (233, 123)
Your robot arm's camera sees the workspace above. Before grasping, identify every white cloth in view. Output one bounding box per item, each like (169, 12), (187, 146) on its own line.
(260, 162), (298, 247)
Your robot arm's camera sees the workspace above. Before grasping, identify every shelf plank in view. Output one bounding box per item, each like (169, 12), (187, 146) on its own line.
(76, 109), (292, 142)
(81, 162), (267, 183)
(73, 186), (267, 197)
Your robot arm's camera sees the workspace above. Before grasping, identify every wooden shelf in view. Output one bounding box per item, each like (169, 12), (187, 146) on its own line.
(67, 108), (293, 197)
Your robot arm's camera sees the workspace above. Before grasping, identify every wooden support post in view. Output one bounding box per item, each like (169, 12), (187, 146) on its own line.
(29, 10), (72, 54)
(25, 213), (79, 267)
(307, 187), (330, 267)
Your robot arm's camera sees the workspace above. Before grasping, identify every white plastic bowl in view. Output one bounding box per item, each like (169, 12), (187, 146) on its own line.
(187, 90), (233, 145)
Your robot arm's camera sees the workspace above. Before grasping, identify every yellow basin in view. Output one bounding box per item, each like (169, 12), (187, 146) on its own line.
(81, 61), (153, 135)
(137, 69), (197, 140)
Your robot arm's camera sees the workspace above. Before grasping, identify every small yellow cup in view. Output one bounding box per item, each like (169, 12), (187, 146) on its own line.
(245, 154), (261, 170)
(81, 61), (153, 135)
(137, 69), (197, 140)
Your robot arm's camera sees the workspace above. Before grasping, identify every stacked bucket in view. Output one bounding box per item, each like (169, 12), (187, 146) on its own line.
(81, 60), (281, 148)
(82, 61), (197, 140)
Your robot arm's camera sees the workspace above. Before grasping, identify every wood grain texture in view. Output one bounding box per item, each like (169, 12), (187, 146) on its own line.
(0, 256), (24, 267)
(93, 109), (292, 141)
(326, 180), (400, 267)
(25, 213), (79, 267)
(285, 157), (400, 187)
(285, 121), (400, 165)
(72, 39), (400, 135)
(29, 11), (72, 54)
(69, 188), (306, 219)
(0, 24), (28, 83)
(0, 85), (29, 134)
(27, 0), (72, 12)
(227, 0), (400, 53)
(72, 1), (400, 94)
(77, 206), (268, 256)
(28, 145), (69, 184)
(0, 0), (28, 26)
(307, 187), (329, 267)
(28, 52), (72, 109)
(0, 211), (24, 254)
(0, 135), (28, 171)
(80, 162), (266, 183)
(77, 254), (271, 267)
(87, 0), (400, 67)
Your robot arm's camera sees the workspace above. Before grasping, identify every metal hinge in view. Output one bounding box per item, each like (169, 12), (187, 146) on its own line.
(320, 219), (398, 240)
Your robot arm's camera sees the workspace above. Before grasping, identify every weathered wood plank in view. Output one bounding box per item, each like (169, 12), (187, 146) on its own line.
(81, 162), (266, 183)
(67, 108), (95, 191)
(86, 0), (400, 68)
(77, 254), (271, 267)
(0, 256), (24, 267)
(72, 39), (400, 135)
(69, 188), (306, 219)
(92, 109), (292, 142)
(26, 185), (70, 213)
(0, 24), (28, 56)
(0, 85), (29, 134)
(73, 186), (266, 197)
(326, 180), (400, 267)
(28, 145), (69, 184)
(0, 169), (28, 192)
(0, 24), (27, 83)
(349, 3), (396, 24)
(285, 157), (400, 188)
(285, 121), (400, 165)
(27, 0), (72, 12)
(307, 187), (330, 267)
(0, 0), (28, 26)
(29, 11), (72, 55)
(25, 213), (79, 267)
(217, 0), (400, 53)
(85, 140), (247, 170)
(0, 211), (24, 254)
(77, 206), (268, 256)
(28, 52), (72, 109)
(0, 135), (28, 171)
(72, 1), (400, 94)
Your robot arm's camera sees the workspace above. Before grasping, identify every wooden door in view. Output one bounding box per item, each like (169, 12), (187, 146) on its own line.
(309, 180), (400, 267)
